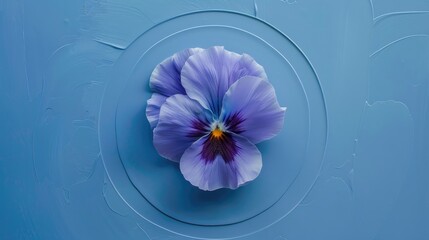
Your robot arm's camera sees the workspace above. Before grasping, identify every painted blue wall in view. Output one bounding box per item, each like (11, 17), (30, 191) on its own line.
(1, 0), (428, 239)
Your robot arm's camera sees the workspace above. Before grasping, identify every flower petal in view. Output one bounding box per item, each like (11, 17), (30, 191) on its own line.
(181, 46), (267, 116)
(180, 133), (262, 191)
(220, 76), (286, 144)
(146, 93), (167, 129)
(150, 48), (203, 96)
(153, 94), (212, 162)
(147, 48), (203, 129)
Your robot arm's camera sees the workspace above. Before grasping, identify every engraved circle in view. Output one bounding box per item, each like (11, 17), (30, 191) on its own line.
(99, 10), (327, 239)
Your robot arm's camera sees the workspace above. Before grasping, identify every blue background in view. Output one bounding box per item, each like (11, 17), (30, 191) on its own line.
(1, 0), (428, 239)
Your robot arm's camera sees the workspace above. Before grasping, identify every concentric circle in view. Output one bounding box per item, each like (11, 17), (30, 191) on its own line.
(99, 10), (327, 239)
(116, 25), (309, 226)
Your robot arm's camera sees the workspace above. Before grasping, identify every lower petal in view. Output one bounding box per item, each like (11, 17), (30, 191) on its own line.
(146, 93), (167, 129)
(180, 133), (262, 191)
(221, 76), (286, 144)
(153, 94), (212, 162)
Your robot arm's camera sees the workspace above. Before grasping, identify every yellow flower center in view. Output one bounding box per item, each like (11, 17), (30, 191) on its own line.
(212, 128), (223, 138)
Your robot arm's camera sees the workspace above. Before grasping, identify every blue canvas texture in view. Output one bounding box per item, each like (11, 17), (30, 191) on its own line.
(0, 0), (428, 239)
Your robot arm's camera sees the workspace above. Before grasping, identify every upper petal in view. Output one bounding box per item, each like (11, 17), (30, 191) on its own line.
(181, 46), (267, 117)
(148, 48), (203, 129)
(180, 133), (262, 191)
(220, 76), (286, 144)
(150, 47), (203, 97)
(153, 94), (212, 162)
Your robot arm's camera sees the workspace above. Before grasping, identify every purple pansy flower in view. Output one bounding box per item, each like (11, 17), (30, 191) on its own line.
(146, 46), (286, 191)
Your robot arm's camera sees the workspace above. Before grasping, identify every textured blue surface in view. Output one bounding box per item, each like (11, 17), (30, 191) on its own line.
(1, 0), (428, 239)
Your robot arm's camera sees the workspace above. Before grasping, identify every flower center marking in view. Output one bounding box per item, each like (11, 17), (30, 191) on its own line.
(211, 127), (223, 138)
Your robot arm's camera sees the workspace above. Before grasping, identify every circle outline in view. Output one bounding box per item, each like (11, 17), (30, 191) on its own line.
(116, 24), (311, 226)
(98, 9), (328, 239)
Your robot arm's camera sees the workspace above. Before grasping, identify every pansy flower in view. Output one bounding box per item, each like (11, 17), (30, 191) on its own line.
(146, 46), (286, 191)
